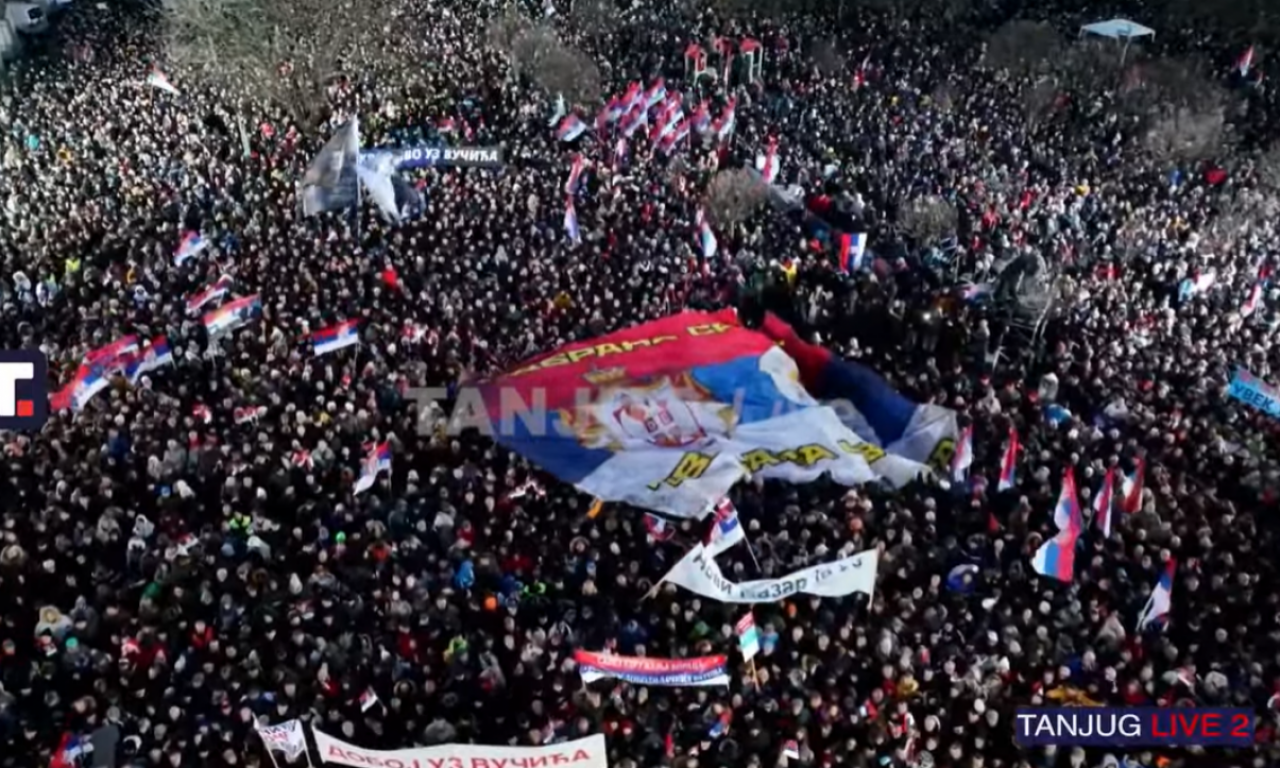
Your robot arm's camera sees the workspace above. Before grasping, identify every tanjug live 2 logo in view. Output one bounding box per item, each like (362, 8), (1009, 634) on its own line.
(0, 351), (49, 430)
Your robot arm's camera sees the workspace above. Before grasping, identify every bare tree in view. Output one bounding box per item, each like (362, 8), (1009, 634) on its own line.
(1022, 78), (1059, 130)
(899, 196), (958, 245)
(1122, 56), (1234, 162)
(571, 0), (619, 40)
(490, 20), (602, 105)
(808, 38), (846, 77)
(163, 0), (384, 132)
(1143, 106), (1228, 162)
(705, 169), (767, 227)
(982, 20), (1063, 76)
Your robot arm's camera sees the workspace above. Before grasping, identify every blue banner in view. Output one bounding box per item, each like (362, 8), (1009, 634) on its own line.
(1228, 368), (1280, 420)
(362, 145), (503, 170)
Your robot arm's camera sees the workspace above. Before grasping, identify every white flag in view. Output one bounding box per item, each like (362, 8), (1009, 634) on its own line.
(255, 719), (307, 760)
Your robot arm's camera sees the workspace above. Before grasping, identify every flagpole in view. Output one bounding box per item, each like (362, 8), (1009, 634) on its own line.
(256, 731), (285, 768)
(743, 538), (763, 574)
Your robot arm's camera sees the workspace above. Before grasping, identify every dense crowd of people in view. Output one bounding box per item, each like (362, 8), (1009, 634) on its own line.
(1, 0), (1279, 767)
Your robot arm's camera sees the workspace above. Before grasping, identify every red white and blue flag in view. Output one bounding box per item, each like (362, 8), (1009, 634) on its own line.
(574, 650), (728, 686)
(1137, 558), (1176, 631)
(85, 335), (140, 373)
(564, 198), (581, 243)
(1031, 527), (1079, 583)
(644, 78), (667, 108)
(997, 426), (1019, 491)
(312, 320), (361, 357)
(1121, 456), (1145, 514)
(705, 497), (744, 556)
(203, 294), (261, 336)
(174, 231), (208, 266)
(1093, 467), (1116, 537)
(556, 115), (587, 143)
(565, 154), (585, 195)
(124, 336), (174, 383)
(643, 512), (675, 541)
(712, 99), (737, 141)
(837, 232), (867, 273)
(354, 441), (392, 494)
(186, 274), (235, 314)
(1052, 467), (1081, 532)
(1237, 45), (1255, 77)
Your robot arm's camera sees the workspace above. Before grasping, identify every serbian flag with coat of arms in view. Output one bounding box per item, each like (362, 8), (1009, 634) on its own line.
(477, 310), (927, 518)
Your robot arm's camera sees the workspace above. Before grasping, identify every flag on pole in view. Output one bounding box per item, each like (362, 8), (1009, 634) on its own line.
(146, 69), (180, 95)
(354, 442), (392, 494)
(837, 232), (867, 273)
(997, 426), (1019, 491)
(1094, 467), (1116, 537)
(174, 231), (209, 266)
(300, 117), (361, 216)
(203, 294), (262, 337)
(185, 274), (235, 314)
(556, 115), (587, 142)
(1137, 558), (1176, 631)
(1237, 45), (1255, 77)
(1121, 457), (1145, 514)
(951, 424), (973, 482)
(1052, 467), (1081, 532)
(735, 613), (760, 662)
(359, 687), (380, 712)
(644, 78), (667, 108)
(565, 154), (585, 195)
(1030, 528), (1079, 583)
(643, 512), (675, 541)
(312, 320), (361, 357)
(782, 740), (801, 761)
(254, 719), (307, 761)
(705, 497), (744, 556)
(48, 732), (86, 768)
(123, 336), (174, 384)
(564, 198), (581, 243)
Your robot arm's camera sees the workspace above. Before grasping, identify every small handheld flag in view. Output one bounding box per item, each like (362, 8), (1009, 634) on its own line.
(1094, 467), (1115, 537)
(735, 612), (759, 662)
(951, 424), (973, 482)
(564, 198), (581, 243)
(147, 69), (181, 95)
(997, 426), (1019, 491)
(1137, 558), (1176, 631)
(643, 512), (675, 541)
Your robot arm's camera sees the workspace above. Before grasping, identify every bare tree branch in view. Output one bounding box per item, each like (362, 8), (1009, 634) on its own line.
(163, 0), (388, 132)
(1122, 57), (1234, 162)
(705, 169), (767, 228)
(982, 20), (1063, 77)
(487, 18), (602, 105)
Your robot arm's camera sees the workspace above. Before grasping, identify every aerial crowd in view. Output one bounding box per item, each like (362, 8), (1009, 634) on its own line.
(0, 1), (1278, 768)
